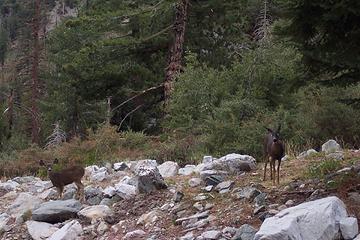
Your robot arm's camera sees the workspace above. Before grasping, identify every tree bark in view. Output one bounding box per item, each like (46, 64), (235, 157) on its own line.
(164, 0), (189, 108)
(30, 0), (41, 144)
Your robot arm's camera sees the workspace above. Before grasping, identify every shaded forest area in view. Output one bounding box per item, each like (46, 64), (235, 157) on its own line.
(0, 0), (360, 176)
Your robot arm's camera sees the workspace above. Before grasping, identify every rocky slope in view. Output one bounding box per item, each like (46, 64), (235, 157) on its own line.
(0, 139), (360, 240)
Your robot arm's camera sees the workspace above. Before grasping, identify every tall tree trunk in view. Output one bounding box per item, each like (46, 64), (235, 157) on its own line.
(30, 0), (41, 144)
(164, 0), (189, 108)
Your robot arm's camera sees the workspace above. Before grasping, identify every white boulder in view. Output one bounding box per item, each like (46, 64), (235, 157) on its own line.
(340, 217), (358, 240)
(48, 220), (83, 240)
(254, 196), (348, 240)
(322, 140), (342, 154)
(26, 220), (59, 240)
(158, 161), (179, 178)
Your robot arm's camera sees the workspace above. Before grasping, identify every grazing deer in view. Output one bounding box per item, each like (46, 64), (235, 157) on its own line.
(39, 159), (85, 200)
(263, 125), (285, 184)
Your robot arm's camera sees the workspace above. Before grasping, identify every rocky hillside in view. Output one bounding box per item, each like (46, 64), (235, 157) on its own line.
(0, 139), (360, 240)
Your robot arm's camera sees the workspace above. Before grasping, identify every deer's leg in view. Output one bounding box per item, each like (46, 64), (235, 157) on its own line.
(269, 157), (273, 180)
(277, 160), (281, 185)
(272, 159), (276, 185)
(57, 186), (64, 199)
(263, 158), (268, 181)
(75, 181), (84, 201)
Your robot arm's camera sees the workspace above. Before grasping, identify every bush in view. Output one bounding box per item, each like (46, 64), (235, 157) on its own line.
(306, 159), (342, 179)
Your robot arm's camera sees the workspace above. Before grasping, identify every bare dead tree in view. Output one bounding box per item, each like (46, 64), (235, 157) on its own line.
(164, 0), (189, 108)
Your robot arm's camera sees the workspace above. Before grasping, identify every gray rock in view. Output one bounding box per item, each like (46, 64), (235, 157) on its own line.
(322, 139), (342, 154)
(201, 230), (221, 239)
(130, 159), (158, 171)
(208, 153), (257, 173)
(62, 185), (77, 200)
(133, 162), (167, 193)
(193, 193), (209, 201)
(113, 162), (129, 171)
(97, 221), (108, 235)
(193, 202), (204, 211)
(32, 199), (82, 223)
(340, 217), (358, 240)
(179, 165), (197, 176)
(26, 220), (59, 240)
(203, 156), (214, 164)
(123, 229), (146, 239)
(102, 186), (116, 198)
(234, 186), (261, 201)
(200, 171), (225, 186)
(158, 161), (179, 178)
(174, 191), (184, 202)
(189, 178), (202, 187)
(85, 165), (108, 182)
(354, 234), (360, 240)
(99, 195), (121, 206)
(203, 185), (214, 192)
(0, 180), (20, 192)
(39, 188), (58, 200)
(254, 196), (348, 240)
(215, 181), (234, 192)
(78, 205), (113, 221)
(114, 183), (137, 199)
(285, 200), (295, 207)
(12, 176), (39, 184)
(0, 213), (11, 232)
(137, 210), (161, 226)
(254, 193), (267, 207)
(84, 186), (103, 205)
(175, 211), (209, 224)
(7, 192), (42, 222)
(180, 231), (195, 240)
(48, 220), (83, 240)
(297, 149), (318, 159)
(232, 224), (257, 240)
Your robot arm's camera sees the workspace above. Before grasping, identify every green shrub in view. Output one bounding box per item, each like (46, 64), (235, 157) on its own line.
(306, 159), (342, 179)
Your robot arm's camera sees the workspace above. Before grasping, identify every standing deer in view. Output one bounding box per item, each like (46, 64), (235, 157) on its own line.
(263, 125), (285, 184)
(39, 159), (85, 200)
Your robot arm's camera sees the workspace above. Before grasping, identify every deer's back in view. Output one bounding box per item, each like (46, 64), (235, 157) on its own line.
(49, 166), (85, 187)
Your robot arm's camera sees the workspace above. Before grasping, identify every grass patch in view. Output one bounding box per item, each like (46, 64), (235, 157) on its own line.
(306, 159), (342, 179)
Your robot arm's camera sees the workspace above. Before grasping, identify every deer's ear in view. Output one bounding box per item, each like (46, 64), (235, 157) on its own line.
(53, 158), (59, 164)
(39, 160), (45, 166)
(265, 127), (273, 133)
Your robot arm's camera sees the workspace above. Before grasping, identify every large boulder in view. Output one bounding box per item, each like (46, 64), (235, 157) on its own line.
(254, 196), (348, 240)
(202, 153), (256, 174)
(114, 183), (137, 199)
(85, 165), (108, 182)
(178, 165), (196, 176)
(0, 213), (11, 232)
(297, 149), (318, 159)
(32, 199), (82, 223)
(158, 161), (179, 178)
(322, 140), (342, 154)
(78, 205), (113, 221)
(48, 220), (83, 240)
(26, 220), (59, 240)
(132, 161), (167, 193)
(7, 192), (42, 222)
(0, 180), (20, 192)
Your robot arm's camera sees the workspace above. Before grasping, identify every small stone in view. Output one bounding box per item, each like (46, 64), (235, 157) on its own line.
(137, 210), (161, 226)
(193, 202), (204, 211)
(285, 200), (295, 207)
(268, 204), (279, 209)
(48, 220), (83, 240)
(215, 181), (234, 192)
(193, 193), (209, 201)
(180, 231), (195, 240)
(340, 217), (358, 240)
(268, 209), (279, 215)
(97, 221), (108, 235)
(123, 229), (146, 239)
(232, 224), (257, 240)
(204, 203), (214, 210)
(189, 178), (202, 188)
(203, 185), (214, 192)
(254, 193), (267, 207)
(201, 230), (221, 239)
(277, 205), (287, 211)
(78, 205), (114, 221)
(174, 191), (184, 203)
